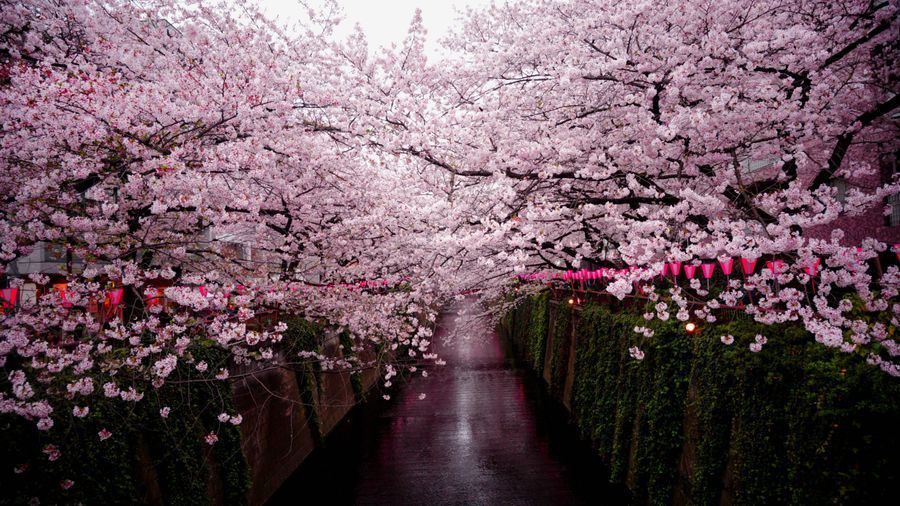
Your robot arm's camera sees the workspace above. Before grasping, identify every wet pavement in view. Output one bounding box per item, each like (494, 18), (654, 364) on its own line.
(268, 308), (626, 505)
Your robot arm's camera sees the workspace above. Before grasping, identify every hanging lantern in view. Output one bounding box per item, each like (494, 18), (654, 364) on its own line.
(683, 265), (697, 279)
(701, 263), (716, 279)
(719, 258), (734, 276)
(107, 288), (124, 305)
(803, 258), (820, 276)
(0, 287), (18, 308)
(145, 287), (161, 307)
(894, 244), (900, 262)
(198, 285), (209, 297)
(668, 262), (682, 277)
(661, 263), (670, 277)
(740, 257), (757, 276)
(53, 283), (72, 308)
(766, 259), (785, 274)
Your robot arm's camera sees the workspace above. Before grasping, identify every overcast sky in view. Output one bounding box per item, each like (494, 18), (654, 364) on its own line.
(256, 0), (496, 58)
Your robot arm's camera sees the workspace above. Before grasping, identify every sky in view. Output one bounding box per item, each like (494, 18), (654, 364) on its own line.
(256, 0), (497, 58)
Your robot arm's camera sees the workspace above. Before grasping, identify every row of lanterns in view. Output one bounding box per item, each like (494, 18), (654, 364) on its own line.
(522, 244), (900, 286)
(1, 277), (399, 310)
(521, 256), (819, 284)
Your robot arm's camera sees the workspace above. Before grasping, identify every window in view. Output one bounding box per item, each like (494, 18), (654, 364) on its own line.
(888, 193), (900, 226)
(740, 157), (779, 174)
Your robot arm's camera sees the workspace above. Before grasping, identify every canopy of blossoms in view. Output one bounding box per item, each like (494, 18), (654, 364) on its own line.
(0, 0), (898, 482)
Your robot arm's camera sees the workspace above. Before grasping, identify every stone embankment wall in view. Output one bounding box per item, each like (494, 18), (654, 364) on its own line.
(500, 293), (900, 505)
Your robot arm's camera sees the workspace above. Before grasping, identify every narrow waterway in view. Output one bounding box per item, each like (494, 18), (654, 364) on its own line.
(269, 308), (626, 505)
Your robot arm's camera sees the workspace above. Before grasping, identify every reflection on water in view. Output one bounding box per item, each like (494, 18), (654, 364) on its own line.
(268, 308), (628, 505)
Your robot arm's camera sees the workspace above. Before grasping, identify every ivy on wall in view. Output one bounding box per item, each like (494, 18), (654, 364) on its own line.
(281, 317), (325, 447)
(509, 294), (900, 505)
(339, 330), (366, 402)
(528, 292), (550, 372)
(0, 343), (250, 505)
(549, 301), (572, 397)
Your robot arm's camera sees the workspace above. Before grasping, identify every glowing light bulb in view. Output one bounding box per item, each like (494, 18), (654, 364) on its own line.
(685, 322), (697, 333)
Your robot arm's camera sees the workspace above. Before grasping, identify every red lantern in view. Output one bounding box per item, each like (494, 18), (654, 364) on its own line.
(683, 265), (697, 279)
(107, 288), (124, 305)
(668, 262), (682, 276)
(661, 263), (670, 277)
(804, 258), (820, 276)
(701, 263), (716, 279)
(145, 287), (160, 307)
(719, 258), (734, 276)
(894, 244), (900, 262)
(0, 287), (18, 308)
(53, 283), (72, 308)
(740, 257), (757, 276)
(766, 259), (785, 274)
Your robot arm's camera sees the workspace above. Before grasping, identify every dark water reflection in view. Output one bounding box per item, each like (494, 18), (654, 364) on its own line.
(268, 311), (627, 505)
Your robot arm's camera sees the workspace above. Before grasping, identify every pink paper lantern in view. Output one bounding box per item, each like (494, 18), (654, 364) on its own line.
(53, 283), (73, 308)
(668, 262), (682, 276)
(107, 287), (124, 305)
(701, 263), (716, 279)
(719, 258), (734, 275)
(661, 263), (670, 277)
(1, 287), (18, 308)
(198, 285), (208, 297)
(766, 259), (785, 274)
(740, 258), (757, 276)
(683, 265), (697, 279)
(804, 258), (820, 276)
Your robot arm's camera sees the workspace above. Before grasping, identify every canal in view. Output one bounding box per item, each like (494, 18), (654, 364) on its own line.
(268, 308), (627, 505)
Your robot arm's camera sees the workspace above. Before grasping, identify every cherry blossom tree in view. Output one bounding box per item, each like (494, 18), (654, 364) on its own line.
(338, 0), (900, 372)
(1, 0), (899, 499)
(0, 1), (450, 485)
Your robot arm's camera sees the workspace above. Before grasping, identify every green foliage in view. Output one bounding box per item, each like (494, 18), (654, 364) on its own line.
(527, 292), (550, 372)
(0, 344), (250, 505)
(549, 302), (572, 396)
(283, 317), (324, 446)
(509, 295), (900, 505)
(339, 330), (366, 402)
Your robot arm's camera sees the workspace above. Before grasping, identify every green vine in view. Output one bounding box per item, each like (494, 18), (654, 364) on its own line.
(549, 301), (572, 396)
(0, 343), (250, 505)
(282, 317), (324, 446)
(508, 293), (900, 505)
